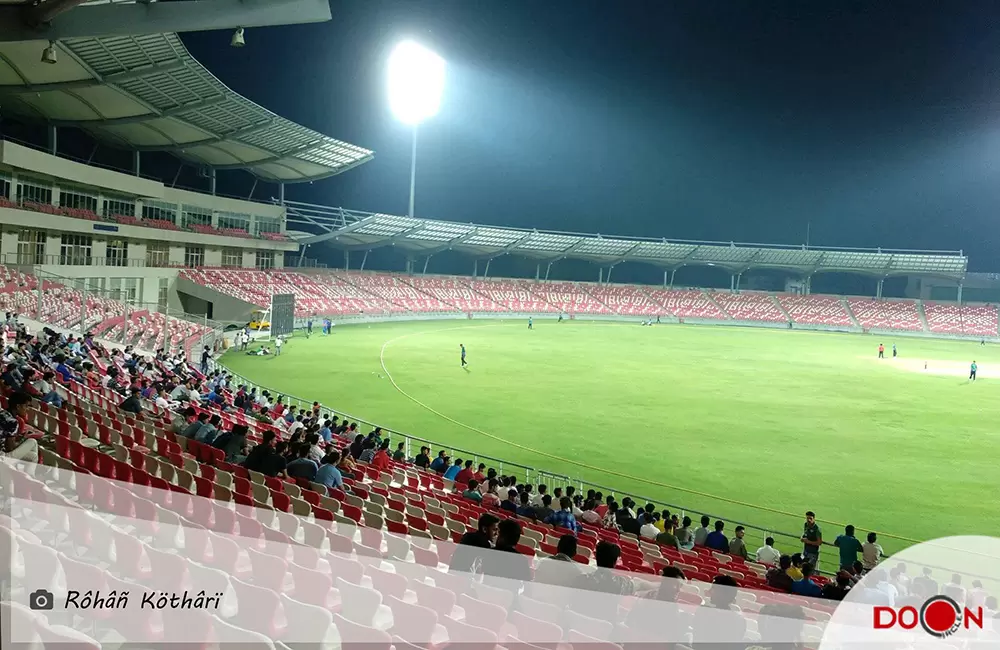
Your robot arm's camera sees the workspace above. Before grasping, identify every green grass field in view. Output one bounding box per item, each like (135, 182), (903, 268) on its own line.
(220, 319), (1000, 566)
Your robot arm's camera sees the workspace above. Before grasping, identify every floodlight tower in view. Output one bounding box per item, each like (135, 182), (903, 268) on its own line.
(387, 40), (445, 218)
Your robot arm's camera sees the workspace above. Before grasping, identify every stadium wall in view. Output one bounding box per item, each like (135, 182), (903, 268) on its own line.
(173, 276), (257, 323)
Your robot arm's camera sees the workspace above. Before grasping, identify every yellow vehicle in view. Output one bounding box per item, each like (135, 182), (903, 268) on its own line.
(248, 310), (270, 330)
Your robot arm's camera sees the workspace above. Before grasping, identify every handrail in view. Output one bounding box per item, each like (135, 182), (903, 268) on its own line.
(216, 330), (848, 575)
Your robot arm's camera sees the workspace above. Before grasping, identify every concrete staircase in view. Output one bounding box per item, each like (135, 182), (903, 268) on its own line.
(702, 291), (732, 319)
(916, 299), (930, 332)
(841, 297), (861, 328)
(771, 294), (792, 322)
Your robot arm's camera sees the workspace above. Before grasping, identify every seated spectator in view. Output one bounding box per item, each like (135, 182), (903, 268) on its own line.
(530, 534), (581, 599)
(692, 575), (747, 646)
(443, 457), (463, 481)
(195, 414), (221, 444)
(212, 424), (249, 464)
(791, 562), (823, 597)
(392, 442), (406, 462)
(821, 571), (853, 601)
(455, 459), (475, 485)
(729, 525), (749, 559)
(429, 450), (448, 473)
(515, 492), (537, 519)
(414, 446), (431, 469)
(755, 536), (781, 565)
(500, 489), (519, 513)
(0, 392), (38, 462)
(640, 512), (660, 539)
(602, 501), (620, 530)
(787, 553), (804, 581)
(243, 431), (279, 475)
(119, 388), (143, 414)
(766, 555), (794, 592)
(371, 440), (392, 471)
(171, 406), (196, 435)
(693, 514), (711, 547)
(625, 566), (690, 635)
(32, 371), (63, 407)
(473, 463), (487, 482)
(675, 515), (694, 549)
(531, 484), (548, 507)
(305, 433), (325, 464)
(655, 521), (680, 549)
(358, 439), (377, 464)
(462, 479), (483, 502)
(337, 449), (358, 479)
(545, 496), (581, 534)
(182, 412), (210, 439)
(451, 513), (499, 573)
(705, 520), (729, 552)
(533, 494), (555, 521)
(315, 451), (345, 489)
(285, 443), (319, 481)
(349, 434), (365, 459)
(480, 479), (501, 508)
(579, 499), (602, 525)
(481, 519), (532, 589)
(571, 541), (636, 624)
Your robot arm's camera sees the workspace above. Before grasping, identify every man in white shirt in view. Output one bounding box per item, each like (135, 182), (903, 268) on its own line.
(287, 416), (305, 438)
(639, 514), (660, 540)
(755, 537), (782, 565)
(531, 485), (547, 507)
(275, 336), (283, 356)
(862, 532), (883, 570)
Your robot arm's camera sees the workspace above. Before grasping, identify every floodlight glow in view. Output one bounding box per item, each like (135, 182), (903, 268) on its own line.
(387, 41), (445, 125)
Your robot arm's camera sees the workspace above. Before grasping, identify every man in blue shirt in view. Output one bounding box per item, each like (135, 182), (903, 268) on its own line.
(285, 444), (318, 481)
(791, 562), (823, 597)
(705, 520), (729, 552)
(443, 458), (463, 481)
(54, 356), (74, 383)
(318, 420), (333, 443)
(544, 497), (581, 534)
(834, 524), (865, 571)
(429, 451), (448, 473)
(315, 452), (344, 489)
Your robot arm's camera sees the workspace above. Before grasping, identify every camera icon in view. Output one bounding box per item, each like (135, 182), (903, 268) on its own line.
(29, 589), (54, 610)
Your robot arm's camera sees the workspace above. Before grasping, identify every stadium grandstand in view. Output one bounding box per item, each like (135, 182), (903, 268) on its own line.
(0, 3), (996, 649)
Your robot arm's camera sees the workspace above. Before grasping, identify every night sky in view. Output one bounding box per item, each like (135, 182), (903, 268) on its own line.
(12, 1), (1000, 282)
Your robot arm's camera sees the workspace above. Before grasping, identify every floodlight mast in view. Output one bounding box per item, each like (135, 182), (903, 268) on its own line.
(387, 40), (444, 219)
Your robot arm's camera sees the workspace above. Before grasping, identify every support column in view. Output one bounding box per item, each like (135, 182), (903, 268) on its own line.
(422, 256), (431, 274)
(298, 244), (307, 266)
(663, 270), (668, 288)
(208, 168), (217, 196)
(607, 265), (614, 284)
(535, 263), (540, 280)
(670, 268), (677, 289)
(957, 282), (964, 304)
(472, 259), (477, 278)
(598, 268), (603, 284)
(344, 250), (350, 270)
(544, 262), (552, 281)
(877, 278), (884, 299)
(736, 273), (742, 292)
(360, 250), (369, 271)
(730, 274), (735, 291)
(133, 151), (141, 177)
(48, 125), (57, 156)
(278, 183), (286, 205)
(484, 259), (491, 278)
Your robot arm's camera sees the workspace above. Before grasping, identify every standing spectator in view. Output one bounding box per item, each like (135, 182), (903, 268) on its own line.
(755, 537), (781, 565)
(0, 392), (38, 462)
(705, 520), (729, 552)
(834, 525), (865, 571)
(200, 346), (211, 373)
(729, 526), (749, 560)
(862, 532), (883, 571)
(801, 511), (823, 568)
(274, 336), (283, 356)
(693, 515), (712, 547)
(545, 496), (581, 534)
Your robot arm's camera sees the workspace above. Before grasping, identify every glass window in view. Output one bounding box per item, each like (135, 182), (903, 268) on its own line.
(108, 277), (123, 301)
(16, 180), (52, 206)
(254, 216), (282, 236)
(142, 200), (177, 225)
(103, 196), (135, 219)
(218, 212), (251, 232)
(146, 242), (170, 267)
(60, 234), (92, 266)
(106, 239), (128, 267)
(222, 248), (243, 267)
(60, 189), (98, 212)
(0, 173), (10, 201)
(182, 205), (213, 229)
(255, 250), (275, 269)
(123, 278), (139, 303)
(16, 229), (46, 265)
(184, 245), (205, 268)
(158, 277), (169, 310)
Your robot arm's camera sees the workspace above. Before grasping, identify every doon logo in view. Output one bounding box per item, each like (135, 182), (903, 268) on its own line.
(874, 596), (983, 638)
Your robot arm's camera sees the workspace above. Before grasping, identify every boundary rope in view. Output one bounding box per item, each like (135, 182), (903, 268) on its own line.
(378, 321), (924, 545)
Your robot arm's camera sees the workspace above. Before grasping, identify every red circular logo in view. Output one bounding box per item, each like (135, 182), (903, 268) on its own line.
(920, 595), (961, 638)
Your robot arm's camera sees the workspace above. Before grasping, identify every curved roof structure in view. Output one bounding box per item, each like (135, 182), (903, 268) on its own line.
(0, 32), (373, 182)
(287, 203), (969, 280)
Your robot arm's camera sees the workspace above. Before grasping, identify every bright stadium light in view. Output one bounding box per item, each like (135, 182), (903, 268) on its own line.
(387, 40), (445, 218)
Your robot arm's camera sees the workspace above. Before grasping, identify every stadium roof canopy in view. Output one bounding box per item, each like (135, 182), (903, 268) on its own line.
(287, 203), (969, 280)
(0, 3), (373, 183)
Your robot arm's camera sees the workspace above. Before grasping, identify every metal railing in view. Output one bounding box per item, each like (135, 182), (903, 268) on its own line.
(216, 327), (849, 575)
